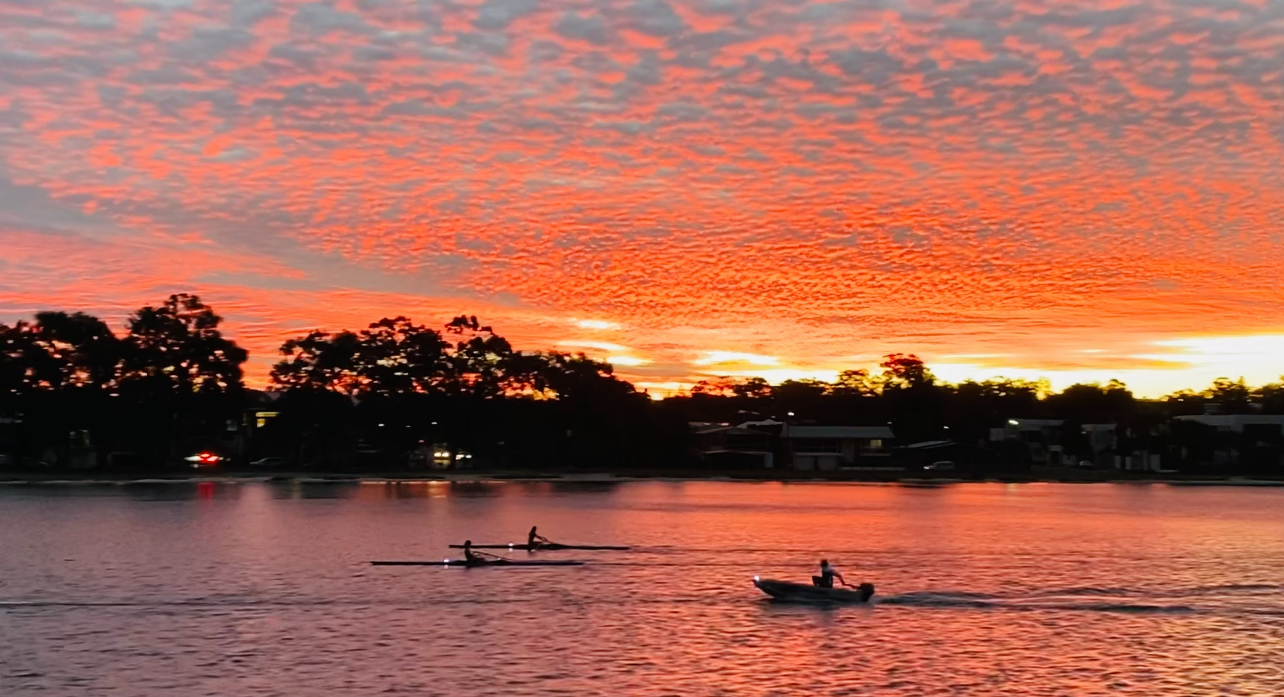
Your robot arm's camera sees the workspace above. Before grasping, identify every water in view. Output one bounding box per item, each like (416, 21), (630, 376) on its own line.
(2, 480), (1283, 696)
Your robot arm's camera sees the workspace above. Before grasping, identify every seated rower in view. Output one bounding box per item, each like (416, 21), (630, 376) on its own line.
(528, 526), (552, 549)
(812, 559), (847, 589)
(462, 539), (484, 564)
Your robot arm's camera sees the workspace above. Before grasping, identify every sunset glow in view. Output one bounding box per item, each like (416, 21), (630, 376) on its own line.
(2, 0), (1282, 396)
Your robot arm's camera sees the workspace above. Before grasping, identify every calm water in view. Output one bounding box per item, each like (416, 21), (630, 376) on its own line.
(2, 480), (1283, 696)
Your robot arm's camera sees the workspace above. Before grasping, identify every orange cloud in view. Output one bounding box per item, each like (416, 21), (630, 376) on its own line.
(0, 0), (1281, 396)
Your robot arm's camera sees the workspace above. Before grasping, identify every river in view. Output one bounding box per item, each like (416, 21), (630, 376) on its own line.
(1, 480), (1282, 695)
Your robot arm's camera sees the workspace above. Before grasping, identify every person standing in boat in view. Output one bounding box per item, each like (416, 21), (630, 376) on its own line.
(813, 559), (847, 588)
(527, 526), (551, 550)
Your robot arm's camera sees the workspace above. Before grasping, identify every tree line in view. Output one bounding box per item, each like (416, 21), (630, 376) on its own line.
(667, 358), (1284, 448)
(1, 294), (1281, 472)
(0, 295), (662, 470)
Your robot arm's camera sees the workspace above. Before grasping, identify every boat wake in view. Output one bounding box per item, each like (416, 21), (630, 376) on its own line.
(877, 583), (1284, 616)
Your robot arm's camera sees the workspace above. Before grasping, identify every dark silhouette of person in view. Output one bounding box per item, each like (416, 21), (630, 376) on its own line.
(528, 526), (551, 549)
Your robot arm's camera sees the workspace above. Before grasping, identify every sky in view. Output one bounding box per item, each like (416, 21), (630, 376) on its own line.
(1, 0), (1282, 397)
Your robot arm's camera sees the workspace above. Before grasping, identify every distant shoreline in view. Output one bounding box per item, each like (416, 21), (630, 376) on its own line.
(1, 469), (1283, 487)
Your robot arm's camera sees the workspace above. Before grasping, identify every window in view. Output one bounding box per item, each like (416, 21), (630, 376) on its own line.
(867, 439), (884, 450)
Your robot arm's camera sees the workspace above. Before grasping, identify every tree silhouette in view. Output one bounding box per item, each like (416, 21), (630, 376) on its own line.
(272, 329), (364, 395)
(121, 294), (247, 395)
(832, 369), (876, 397)
(30, 312), (122, 390)
(6, 295), (1284, 476)
(358, 317), (450, 395)
(1044, 381), (1136, 424)
(878, 353), (935, 391)
(1258, 378), (1284, 414)
(1203, 377), (1252, 414)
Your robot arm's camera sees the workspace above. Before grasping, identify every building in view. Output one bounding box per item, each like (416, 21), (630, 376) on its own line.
(1171, 414), (1284, 470)
(1080, 424), (1117, 468)
(1172, 414), (1284, 433)
(990, 419), (1067, 464)
(782, 425), (893, 471)
(691, 424), (775, 468)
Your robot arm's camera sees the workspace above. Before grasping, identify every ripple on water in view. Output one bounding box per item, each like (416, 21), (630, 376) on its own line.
(2, 481), (1284, 696)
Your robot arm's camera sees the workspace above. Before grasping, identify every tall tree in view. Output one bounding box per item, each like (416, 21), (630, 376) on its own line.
(121, 294), (247, 395)
(30, 311), (122, 390)
(1257, 378), (1284, 414)
(357, 317), (450, 395)
(732, 377), (773, 400)
(442, 315), (521, 399)
(0, 321), (39, 398)
(1203, 377), (1253, 414)
(272, 330), (364, 395)
(832, 369), (876, 397)
(1045, 380), (1136, 424)
(878, 353), (935, 391)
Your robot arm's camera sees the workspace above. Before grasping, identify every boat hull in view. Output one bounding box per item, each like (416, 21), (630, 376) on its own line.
(753, 578), (874, 603)
(371, 559), (584, 567)
(448, 543), (630, 551)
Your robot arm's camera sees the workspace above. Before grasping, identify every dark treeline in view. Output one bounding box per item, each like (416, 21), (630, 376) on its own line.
(0, 294), (246, 470)
(672, 358), (1284, 441)
(262, 314), (672, 469)
(0, 295), (671, 471)
(2, 295), (1282, 474)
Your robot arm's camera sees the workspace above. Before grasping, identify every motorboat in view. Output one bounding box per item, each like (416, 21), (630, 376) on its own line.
(753, 576), (875, 603)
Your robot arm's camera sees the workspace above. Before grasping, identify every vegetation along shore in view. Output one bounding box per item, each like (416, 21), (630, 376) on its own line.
(3, 294), (1282, 480)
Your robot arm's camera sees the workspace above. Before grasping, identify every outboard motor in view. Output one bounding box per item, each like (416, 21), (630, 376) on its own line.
(856, 583), (875, 602)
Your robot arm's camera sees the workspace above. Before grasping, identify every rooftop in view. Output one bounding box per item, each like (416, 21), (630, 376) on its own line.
(782, 425), (894, 439)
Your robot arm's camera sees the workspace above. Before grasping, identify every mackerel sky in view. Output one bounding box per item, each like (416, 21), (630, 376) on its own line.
(1, 0), (1282, 395)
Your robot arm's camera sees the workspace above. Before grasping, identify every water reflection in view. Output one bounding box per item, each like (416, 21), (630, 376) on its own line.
(2, 482), (1283, 696)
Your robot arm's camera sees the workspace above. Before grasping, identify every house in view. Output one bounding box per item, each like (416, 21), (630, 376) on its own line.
(692, 424), (775, 468)
(1171, 415), (1284, 471)
(782, 425), (893, 471)
(1080, 424), (1117, 468)
(1172, 414), (1284, 433)
(990, 419), (1067, 464)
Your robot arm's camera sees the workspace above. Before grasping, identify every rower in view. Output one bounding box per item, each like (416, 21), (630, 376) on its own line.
(528, 526), (551, 549)
(813, 559), (847, 589)
(463, 539), (482, 564)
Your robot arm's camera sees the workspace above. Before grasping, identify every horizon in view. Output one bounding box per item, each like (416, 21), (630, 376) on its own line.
(2, 0), (1282, 398)
(4, 295), (1281, 401)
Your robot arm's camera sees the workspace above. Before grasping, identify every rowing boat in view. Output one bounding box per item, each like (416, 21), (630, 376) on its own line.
(753, 577), (875, 603)
(371, 559), (584, 567)
(447, 543), (630, 551)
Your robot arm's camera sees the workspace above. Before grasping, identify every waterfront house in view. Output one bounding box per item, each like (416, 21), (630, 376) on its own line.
(990, 419), (1066, 464)
(1171, 414), (1284, 472)
(781, 425), (893, 471)
(691, 424), (775, 468)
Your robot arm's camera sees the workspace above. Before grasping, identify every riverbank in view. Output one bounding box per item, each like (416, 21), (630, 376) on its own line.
(1, 467), (1282, 487)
